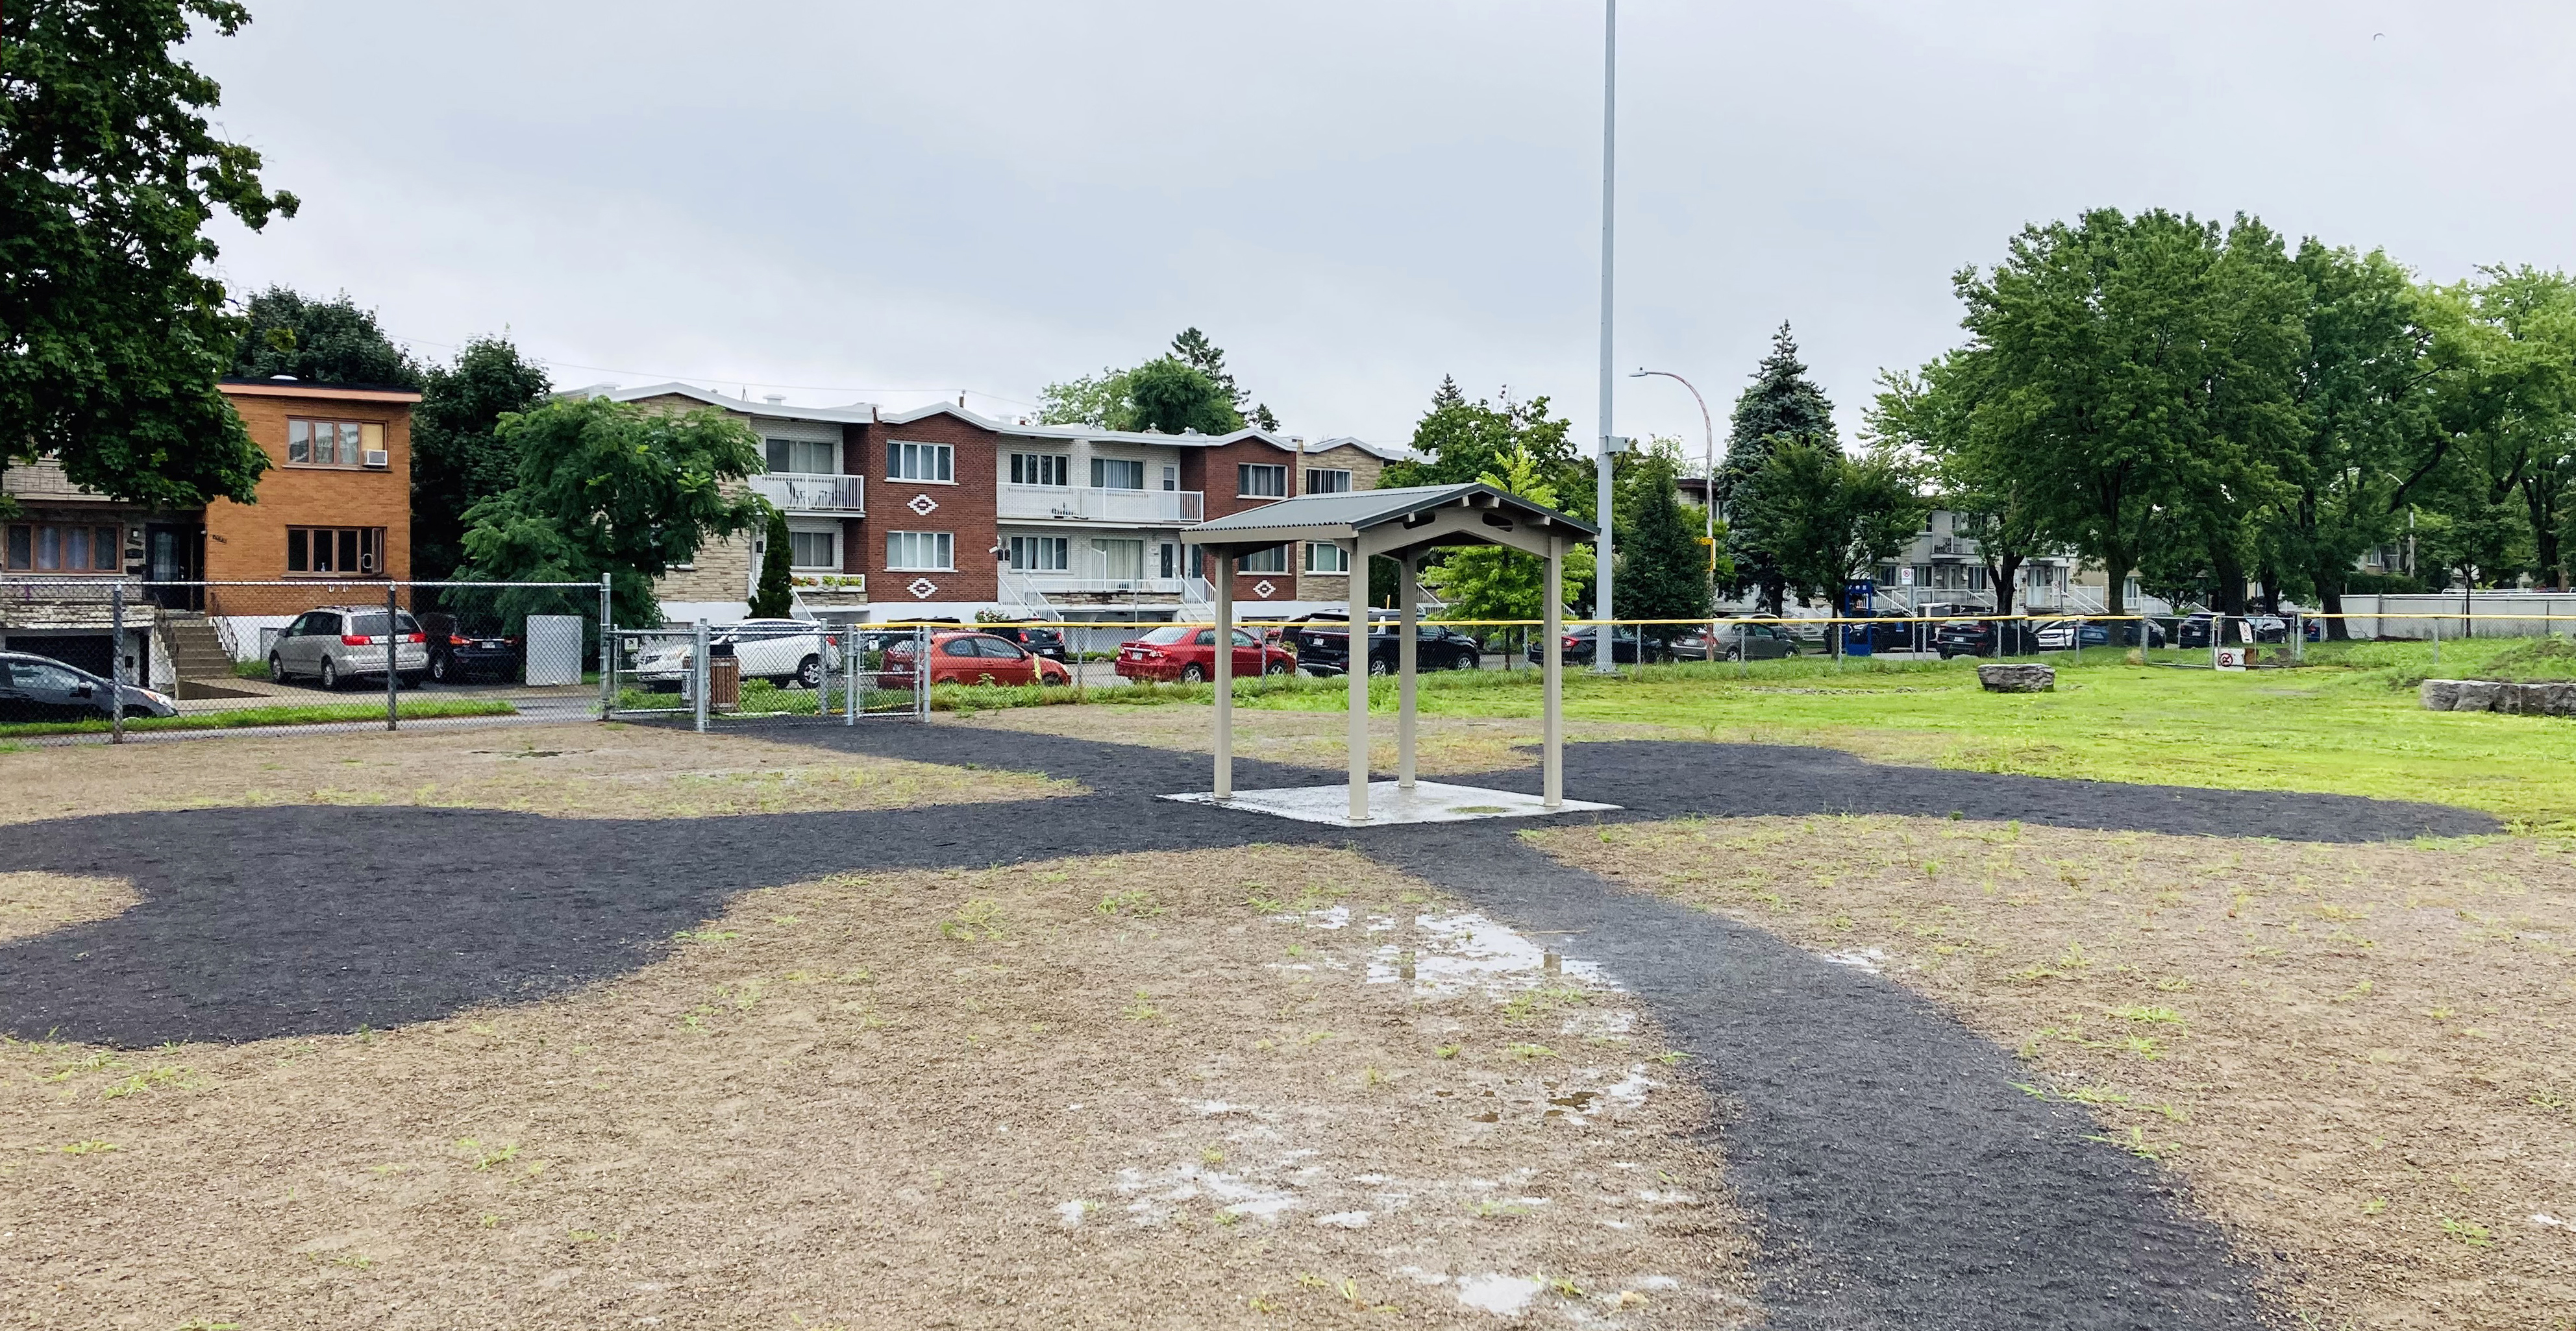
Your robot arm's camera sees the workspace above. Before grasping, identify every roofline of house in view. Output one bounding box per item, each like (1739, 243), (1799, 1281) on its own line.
(219, 379), (423, 404)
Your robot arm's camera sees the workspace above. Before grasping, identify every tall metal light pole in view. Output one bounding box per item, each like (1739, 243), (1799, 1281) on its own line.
(1630, 368), (1716, 612)
(1592, 0), (1618, 674)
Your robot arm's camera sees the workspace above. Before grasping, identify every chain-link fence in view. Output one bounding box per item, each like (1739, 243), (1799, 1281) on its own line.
(604, 623), (928, 729)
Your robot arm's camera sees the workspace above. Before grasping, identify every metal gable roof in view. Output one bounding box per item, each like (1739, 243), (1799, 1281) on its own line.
(1182, 482), (1596, 542)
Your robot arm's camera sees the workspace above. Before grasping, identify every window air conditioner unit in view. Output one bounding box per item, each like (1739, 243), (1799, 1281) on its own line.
(364, 449), (390, 469)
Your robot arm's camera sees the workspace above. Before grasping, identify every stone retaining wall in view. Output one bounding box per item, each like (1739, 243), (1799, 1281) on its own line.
(2420, 679), (2576, 716)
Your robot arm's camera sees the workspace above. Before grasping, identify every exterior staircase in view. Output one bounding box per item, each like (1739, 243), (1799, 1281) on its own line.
(158, 611), (241, 693)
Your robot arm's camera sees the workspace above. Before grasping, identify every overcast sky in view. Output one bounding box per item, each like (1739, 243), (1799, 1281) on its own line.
(188, 1), (2576, 458)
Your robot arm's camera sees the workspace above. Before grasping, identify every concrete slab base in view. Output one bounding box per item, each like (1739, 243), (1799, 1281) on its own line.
(1164, 780), (1618, 827)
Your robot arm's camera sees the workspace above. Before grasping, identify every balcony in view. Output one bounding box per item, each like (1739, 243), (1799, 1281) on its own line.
(750, 472), (864, 515)
(998, 485), (1203, 525)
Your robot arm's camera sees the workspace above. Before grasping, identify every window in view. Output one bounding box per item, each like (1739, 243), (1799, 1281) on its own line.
(1010, 454), (1069, 487)
(288, 419), (383, 467)
(4, 523), (121, 572)
(765, 437), (837, 474)
(1008, 535), (1069, 572)
(787, 529), (838, 570)
(1304, 468), (1352, 494)
(887, 441), (954, 483)
(1092, 458), (1146, 490)
(1158, 542), (1178, 578)
(1239, 544), (1289, 573)
(1091, 537), (1145, 581)
(286, 526), (385, 575)
(1161, 465), (1179, 491)
(886, 530), (953, 570)
(1304, 541), (1349, 573)
(1238, 463), (1287, 498)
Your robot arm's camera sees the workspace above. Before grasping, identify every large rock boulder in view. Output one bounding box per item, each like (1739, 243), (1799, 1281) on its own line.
(2422, 678), (2576, 716)
(2420, 679), (2461, 711)
(2453, 680), (2502, 713)
(1977, 663), (2056, 693)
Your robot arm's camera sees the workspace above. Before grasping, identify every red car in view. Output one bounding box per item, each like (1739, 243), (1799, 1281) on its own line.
(1114, 625), (1296, 683)
(885, 631), (1072, 687)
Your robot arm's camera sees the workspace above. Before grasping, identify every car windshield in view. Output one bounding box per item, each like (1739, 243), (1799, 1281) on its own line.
(347, 613), (422, 637)
(1139, 626), (1195, 646)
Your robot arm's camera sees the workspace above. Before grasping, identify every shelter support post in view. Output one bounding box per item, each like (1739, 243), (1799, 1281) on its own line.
(1347, 538), (1370, 822)
(1213, 555), (1235, 801)
(1397, 553), (1418, 788)
(1544, 537), (1565, 809)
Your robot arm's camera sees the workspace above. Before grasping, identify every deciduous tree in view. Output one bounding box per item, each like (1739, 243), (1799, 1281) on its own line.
(455, 397), (767, 628)
(411, 334), (551, 581)
(228, 286), (423, 387)
(1, 0), (298, 511)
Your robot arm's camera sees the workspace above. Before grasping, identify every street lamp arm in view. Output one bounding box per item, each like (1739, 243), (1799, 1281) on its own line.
(1630, 367), (1723, 625)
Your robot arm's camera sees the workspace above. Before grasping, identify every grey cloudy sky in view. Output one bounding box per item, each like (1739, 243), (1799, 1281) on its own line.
(190, 1), (2576, 456)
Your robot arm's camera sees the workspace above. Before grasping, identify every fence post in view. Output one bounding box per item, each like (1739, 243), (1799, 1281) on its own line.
(2431, 617), (2440, 666)
(693, 618), (710, 733)
(843, 626), (858, 725)
(109, 581), (126, 745)
(386, 583), (401, 731)
(2293, 611), (2304, 664)
(914, 624), (930, 720)
(598, 572), (615, 722)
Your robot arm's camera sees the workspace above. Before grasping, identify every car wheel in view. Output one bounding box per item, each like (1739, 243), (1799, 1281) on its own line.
(797, 655), (823, 689)
(318, 657), (340, 690)
(268, 652), (287, 682)
(1265, 661), (1290, 677)
(1180, 663), (1206, 684)
(429, 652), (453, 683)
(1725, 646), (1742, 661)
(1366, 657), (1390, 677)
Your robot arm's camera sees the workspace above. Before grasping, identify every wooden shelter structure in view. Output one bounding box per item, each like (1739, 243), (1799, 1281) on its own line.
(1174, 483), (1604, 825)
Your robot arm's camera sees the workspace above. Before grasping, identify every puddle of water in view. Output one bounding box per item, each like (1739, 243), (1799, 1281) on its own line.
(1114, 1162), (1298, 1225)
(1054, 1199), (1089, 1228)
(1818, 946), (1889, 973)
(1315, 1210), (1371, 1228)
(1362, 912), (1614, 999)
(1455, 1273), (1544, 1315)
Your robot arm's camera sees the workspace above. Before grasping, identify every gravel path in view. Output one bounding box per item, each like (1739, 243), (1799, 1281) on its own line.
(0, 722), (2498, 1329)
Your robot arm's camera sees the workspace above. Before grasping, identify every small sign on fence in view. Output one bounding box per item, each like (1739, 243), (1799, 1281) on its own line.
(2215, 645), (2252, 672)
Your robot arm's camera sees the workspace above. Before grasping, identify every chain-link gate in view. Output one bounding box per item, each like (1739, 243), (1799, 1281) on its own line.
(603, 623), (928, 729)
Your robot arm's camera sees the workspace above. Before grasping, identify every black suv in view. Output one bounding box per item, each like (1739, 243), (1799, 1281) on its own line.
(1298, 622), (1483, 676)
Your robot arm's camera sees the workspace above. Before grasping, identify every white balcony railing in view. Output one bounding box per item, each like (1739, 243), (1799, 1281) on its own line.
(749, 472), (864, 514)
(998, 485), (1203, 524)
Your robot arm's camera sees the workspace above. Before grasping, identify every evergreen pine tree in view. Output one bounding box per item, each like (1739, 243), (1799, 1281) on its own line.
(750, 505), (795, 618)
(1716, 323), (1839, 613)
(1616, 446), (1710, 652)
(1431, 374), (1467, 410)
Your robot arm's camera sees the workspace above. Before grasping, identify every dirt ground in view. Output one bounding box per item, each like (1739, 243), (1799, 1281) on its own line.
(0, 722), (1074, 824)
(1, 846), (1754, 1329)
(954, 705), (1687, 777)
(0, 872), (135, 946)
(1539, 816), (2576, 1331)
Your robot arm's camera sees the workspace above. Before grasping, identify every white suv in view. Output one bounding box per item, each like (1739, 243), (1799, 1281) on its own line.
(632, 618), (843, 690)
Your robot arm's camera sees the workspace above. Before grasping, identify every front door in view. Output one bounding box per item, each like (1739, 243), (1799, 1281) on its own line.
(145, 524), (203, 610)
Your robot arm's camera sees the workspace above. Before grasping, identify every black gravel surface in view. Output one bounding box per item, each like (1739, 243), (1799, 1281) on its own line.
(0, 720), (2495, 1329)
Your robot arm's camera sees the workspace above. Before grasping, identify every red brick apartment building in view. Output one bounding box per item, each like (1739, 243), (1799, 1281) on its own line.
(597, 384), (1402, 626)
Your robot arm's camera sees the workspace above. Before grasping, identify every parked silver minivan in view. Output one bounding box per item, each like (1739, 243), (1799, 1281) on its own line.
(268, 606), (430, 689)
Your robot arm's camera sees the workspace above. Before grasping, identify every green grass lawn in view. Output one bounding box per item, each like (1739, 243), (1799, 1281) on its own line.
(1196, 639), (2576, 834)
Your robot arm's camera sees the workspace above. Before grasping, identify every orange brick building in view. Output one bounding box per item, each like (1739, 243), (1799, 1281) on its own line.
(203, 380), (420, 583)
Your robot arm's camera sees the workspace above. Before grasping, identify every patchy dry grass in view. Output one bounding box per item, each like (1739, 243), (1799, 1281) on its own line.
(1538, 816), (2576, 1331)
(0, 722), (1076, 824)
(953, 704), (1685, 777)
(1, 848), (1752, 1330)
(0, 872), (136, 944)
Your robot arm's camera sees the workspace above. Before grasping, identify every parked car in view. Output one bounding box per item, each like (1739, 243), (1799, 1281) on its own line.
(1933, 617), (2041, 658)
(632, 618), (842, 690)
(1114, 625), (1296, 683)
(984, 625), (1070, 661)
(0, 651), (177, 724)
(1836, 610), (1922, 653)
(1294, 621), (1483, 676)
(1525, 624), (1668, 666)
(1674, 619), (1802, 661)
(267, 606), (430, 689)
(2032, 618), (2112, 651)
(419, 613), (524, 683)
(880, 630), (1069, 687)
